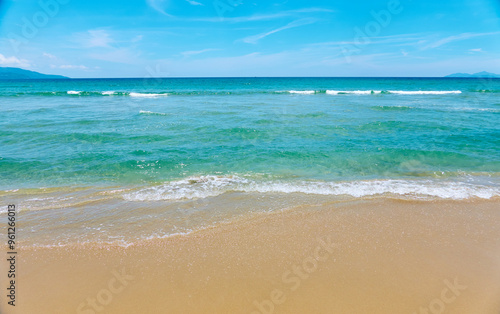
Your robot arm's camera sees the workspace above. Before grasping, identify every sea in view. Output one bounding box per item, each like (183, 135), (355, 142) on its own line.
(1, 77), (499, 246)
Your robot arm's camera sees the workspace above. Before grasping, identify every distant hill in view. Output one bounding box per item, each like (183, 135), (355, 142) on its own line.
(0, 67), (69, 79)
(445, 71), (500, 78)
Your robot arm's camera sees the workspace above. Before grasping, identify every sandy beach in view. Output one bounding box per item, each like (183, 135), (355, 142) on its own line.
(2, 198), (499, 314)
(2, 0), (500, 312)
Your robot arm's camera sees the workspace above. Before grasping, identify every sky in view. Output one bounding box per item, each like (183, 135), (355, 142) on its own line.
(0, 0), (499, 77)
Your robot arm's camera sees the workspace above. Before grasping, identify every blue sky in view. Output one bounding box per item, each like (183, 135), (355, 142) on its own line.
(0, 0), (499, 77)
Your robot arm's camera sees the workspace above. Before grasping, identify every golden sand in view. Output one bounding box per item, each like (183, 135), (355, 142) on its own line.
(2, 199), (500, 314)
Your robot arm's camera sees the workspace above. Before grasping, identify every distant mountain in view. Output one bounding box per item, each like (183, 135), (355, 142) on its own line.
(445, 71), (500, 78)
(0, 67), (69, 79)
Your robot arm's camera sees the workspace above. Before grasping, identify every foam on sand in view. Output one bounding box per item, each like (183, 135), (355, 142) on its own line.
(123, 175), (500, 201)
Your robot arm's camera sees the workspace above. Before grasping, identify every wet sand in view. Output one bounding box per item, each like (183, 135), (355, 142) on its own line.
(2, 199), (500, 314)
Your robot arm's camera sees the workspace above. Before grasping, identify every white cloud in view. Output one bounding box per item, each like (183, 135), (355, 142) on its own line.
(185, 0), (203, 5)
(75, 29), (114, 48)
(131, 35), (144, 43)
(0, 54), (30, 67)
(59, 65), (89, 70)
(194, 8), (333, 23)
(469, 48), (483, 52)
(146, 0), (173, 16)
(181, 48), (219, 57)
(50, 64), (89, 70)
(89, 48), (139, 64)
(156, 51), (291, 76)
(422, 31), (500, 50)
(310, 33), (430, 48)
(43, 52), (57, 59)
(241, 18), (317, 44)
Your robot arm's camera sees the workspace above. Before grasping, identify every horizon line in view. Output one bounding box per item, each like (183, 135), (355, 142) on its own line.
(3, 76), (500, 80)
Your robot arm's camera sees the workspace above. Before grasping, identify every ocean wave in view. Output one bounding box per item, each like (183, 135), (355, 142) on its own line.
(288, 90), (316, 94)
(6, 91), (168, 97)
(326, 90), (461, 95)
(123, 176), (247, 201)
(129, 92), (168, 97)
(123, 175), (500, 201)
(1, 89), (470, 97)
(452, 107), (500, 112)
(471, 89), (500, 93)
(371, 105), (413, 111)
(327, 90), (383, 95)
(139, 110), (169, 116)
(388, 90), (462, 95)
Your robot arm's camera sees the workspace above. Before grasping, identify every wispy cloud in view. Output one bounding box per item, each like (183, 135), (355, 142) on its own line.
(69, 28), (146, 65)
(181, 48), (219, 57)
(154, 51), (293, 76)
(422, 31), (500, 50)
(308, 52), (399, 68)
(0, 54), (30, 67)
(241, 18), (317, 44)
(131, 35), (143, 43)
(194, 8), (333, 23)
(43, 52), (57, 59)
(146, 0), (173, 17)
(51, 64), (89, 70)
(185, 0), (203, 6)
(75, 29), (114, 48)
(310, 33), (430, 48)
(89, 48), (140, 64)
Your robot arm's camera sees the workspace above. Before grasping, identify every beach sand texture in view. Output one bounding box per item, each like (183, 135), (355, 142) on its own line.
(2, 199), (499, 314)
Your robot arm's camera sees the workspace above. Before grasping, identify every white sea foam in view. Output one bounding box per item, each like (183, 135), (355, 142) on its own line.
(139, 110), (169, 116)
(124, 176), (248, 201)
(67, 91), (81, 95)
(123, 176), (500, 201)
(451, 107), (500, 112)
(25, 230), (196, 248)
(288, 90), (316, 94)
(129, 92), (168, 97)
(327, 90), (382, 95)
(102, 91), (115, 95)
(388, 90), (462, 95)
(325, 90), (462, 95)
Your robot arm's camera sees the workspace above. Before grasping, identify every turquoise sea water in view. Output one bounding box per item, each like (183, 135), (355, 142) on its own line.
(1, 77), (499, 245)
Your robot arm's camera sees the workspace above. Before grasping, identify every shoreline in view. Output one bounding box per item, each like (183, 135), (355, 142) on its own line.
(4, 175), (500, 248)
(3, 199), (500, 313)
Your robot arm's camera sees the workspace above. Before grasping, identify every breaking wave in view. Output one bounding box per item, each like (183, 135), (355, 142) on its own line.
(122, 175), (500, 201)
